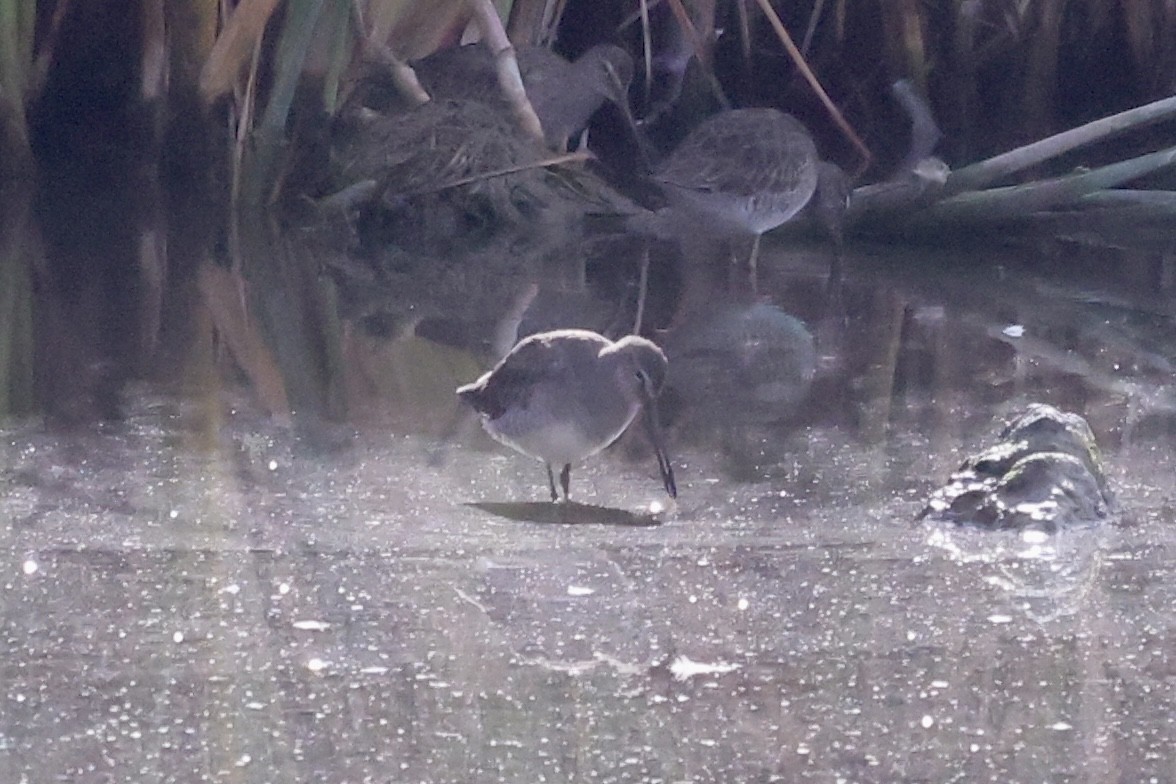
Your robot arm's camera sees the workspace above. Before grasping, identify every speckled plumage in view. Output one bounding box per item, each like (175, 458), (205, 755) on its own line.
(654, 108), (820, 234)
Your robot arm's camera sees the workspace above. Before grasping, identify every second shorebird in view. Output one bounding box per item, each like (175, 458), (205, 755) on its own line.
(457, 329), (677, 502)
(413, 43), (634, 150)
(652, 107), (821, 276)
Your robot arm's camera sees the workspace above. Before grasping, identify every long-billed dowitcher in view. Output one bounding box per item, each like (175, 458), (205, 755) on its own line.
(413, 43), (634, 150)
(652, 107), (821, 274)
(456, 329), (676, 502)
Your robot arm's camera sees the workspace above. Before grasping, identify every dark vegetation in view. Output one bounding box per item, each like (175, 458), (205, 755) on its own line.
(3, 1), (1175, 205)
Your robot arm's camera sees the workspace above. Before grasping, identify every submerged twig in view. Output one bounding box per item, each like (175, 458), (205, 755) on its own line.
(917, 144), (1176, 224)
(1076, 189), (1176, 210)
(633, 243), (650, 335)
(945, 93), (1176, 195)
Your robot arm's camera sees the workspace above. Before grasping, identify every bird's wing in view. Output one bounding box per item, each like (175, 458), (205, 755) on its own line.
(473, 337), (579, 419)
(655, 112), (817, 198)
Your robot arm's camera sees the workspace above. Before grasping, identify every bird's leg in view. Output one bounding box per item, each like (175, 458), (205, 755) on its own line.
(632, 242), (650, 334)
(560, 464), (572, 502)
(748, 233), (762, 293)
(546, 464), (559, 502)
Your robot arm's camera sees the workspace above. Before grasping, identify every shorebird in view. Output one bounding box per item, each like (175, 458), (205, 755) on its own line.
(413, 43), (634, 150)
(652, 107), (822, 276)
(456, 329), (677, 502)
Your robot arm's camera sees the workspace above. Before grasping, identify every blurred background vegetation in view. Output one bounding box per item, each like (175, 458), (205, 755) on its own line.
(2, 0), (1175, 434)
(3, 0), (1175, 201)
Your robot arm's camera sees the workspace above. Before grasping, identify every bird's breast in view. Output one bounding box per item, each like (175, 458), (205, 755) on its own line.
(482, 400), (640, 465)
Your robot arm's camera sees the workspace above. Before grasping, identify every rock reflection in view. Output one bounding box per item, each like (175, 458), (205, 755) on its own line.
(925, 524), (1109, 623)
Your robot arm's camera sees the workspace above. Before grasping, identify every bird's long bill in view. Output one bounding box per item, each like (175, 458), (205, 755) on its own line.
(641, 398), (677, 498)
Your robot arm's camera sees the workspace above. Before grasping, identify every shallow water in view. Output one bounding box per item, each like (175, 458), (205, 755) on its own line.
(2, 183), (1176, 783)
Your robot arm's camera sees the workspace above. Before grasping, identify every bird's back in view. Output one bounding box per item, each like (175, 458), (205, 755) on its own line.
(457, 330), (642, 464)
(654, 108), (820, 233)
(414, 44), (630, 149)
(458, 330), (610, 420)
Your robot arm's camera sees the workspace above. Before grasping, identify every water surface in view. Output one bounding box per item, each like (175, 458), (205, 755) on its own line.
(2, 186), (1175, 783)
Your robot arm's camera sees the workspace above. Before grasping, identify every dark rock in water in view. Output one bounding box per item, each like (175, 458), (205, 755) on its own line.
(921, 403), (1115, 531)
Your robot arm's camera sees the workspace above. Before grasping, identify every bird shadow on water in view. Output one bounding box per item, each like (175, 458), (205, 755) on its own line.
(465, 500), (664, 527)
